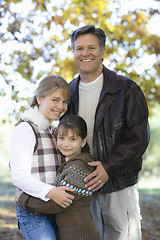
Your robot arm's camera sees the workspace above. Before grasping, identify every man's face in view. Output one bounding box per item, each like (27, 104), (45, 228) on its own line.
(73, 33), (105, 79)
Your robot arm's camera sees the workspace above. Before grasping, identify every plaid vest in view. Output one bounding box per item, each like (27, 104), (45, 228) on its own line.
(27, 120), (61, 185)
(15, 111), (62, 202)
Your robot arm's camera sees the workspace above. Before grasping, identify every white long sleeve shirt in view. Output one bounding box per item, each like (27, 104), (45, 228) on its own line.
(10, 121), (54, 201)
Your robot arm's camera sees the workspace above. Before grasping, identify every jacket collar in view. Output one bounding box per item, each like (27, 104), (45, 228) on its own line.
(71, 65), (122, 96)
(102, 66), (122, 94)
(21, 108), (53, 130)
(69, 66), (122, 133)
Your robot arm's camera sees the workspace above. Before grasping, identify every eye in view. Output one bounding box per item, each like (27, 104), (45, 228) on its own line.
(52, 98), (58, 102)
(71, 137), (77, 141)
(63, 100), (69, 105)
(76, 47), (83, 51)
(58, 136), (64, 140)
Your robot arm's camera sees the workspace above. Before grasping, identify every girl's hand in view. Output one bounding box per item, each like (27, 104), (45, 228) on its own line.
(46, 186), (75, 208)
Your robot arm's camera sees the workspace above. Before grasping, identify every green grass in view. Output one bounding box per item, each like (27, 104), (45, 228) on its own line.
(139, 188), (160, 195)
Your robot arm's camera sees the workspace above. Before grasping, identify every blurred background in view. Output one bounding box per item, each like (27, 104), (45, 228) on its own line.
(0, 0), (160, 239)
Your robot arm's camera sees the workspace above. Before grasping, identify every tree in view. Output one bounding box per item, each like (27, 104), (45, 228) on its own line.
(0, 0), (160, 119)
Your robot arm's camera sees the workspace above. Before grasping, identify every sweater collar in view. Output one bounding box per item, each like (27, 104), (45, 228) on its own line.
(72, 65), (122, 95)
(21, 108), (55, 130)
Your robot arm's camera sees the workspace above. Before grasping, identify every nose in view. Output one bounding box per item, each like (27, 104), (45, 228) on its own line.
(56, 101), (63, 110)
(82, 48), (89, 56)
(62, 139), (69, 147)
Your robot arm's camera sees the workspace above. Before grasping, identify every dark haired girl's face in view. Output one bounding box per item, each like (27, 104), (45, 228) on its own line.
(57, 129), (86, 159)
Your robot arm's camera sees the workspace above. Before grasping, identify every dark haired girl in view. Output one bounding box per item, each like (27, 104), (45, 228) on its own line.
(18, 115), (100, 240)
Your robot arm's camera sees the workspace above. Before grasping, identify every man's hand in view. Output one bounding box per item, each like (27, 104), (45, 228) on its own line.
(84, 161), (108, 192)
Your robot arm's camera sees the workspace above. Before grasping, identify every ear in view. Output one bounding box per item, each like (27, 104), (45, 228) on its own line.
(81, 138), (87, 148)
(101, 47), (105, 61)
(36, 96), (42, 105)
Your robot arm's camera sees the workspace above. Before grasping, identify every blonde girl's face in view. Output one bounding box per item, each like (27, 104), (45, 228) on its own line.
(57, 129), (87, 159)
(37, 88), (69, 122)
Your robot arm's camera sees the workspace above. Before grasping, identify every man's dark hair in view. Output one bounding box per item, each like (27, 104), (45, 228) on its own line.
(71, 25), (106, 51)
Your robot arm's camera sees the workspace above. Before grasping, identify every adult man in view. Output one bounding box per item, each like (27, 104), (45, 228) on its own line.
(65, 25), (150, 240)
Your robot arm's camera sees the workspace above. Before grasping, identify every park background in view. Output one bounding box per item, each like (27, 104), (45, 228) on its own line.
(0, 0), (160, 239)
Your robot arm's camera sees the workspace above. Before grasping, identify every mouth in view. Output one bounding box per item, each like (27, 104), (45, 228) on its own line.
(52, 110), (61, 115)
(60, 148), (71, 153)
(51, 110), (62, 120)
(81, 59), (93, 62)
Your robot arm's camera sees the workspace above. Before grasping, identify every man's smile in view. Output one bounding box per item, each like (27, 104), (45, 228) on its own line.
(81, 59), (93, 62)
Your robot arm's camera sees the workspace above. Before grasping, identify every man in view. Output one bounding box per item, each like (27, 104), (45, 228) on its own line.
(65, 25), (150, 240)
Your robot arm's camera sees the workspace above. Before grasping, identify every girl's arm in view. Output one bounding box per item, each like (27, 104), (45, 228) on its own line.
(18, 157), (94, 213)
(10, 122), (57, 201)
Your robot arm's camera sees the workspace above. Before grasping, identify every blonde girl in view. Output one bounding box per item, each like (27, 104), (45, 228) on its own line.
(10, 75), (74, 240)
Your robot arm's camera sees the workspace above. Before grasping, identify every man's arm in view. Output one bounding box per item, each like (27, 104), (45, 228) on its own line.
(84, 84), (150, 191)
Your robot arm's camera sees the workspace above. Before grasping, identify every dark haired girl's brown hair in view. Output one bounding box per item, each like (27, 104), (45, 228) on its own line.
(56, 115), (90, 152)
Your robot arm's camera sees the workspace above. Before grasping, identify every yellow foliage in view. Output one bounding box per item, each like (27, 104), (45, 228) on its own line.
(1, 0), (160, 108)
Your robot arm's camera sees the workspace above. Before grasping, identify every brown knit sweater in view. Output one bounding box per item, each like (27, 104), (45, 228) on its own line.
(18, 153), (100, 240)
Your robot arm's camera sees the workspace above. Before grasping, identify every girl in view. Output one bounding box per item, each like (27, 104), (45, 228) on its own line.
(10, 75), (74, 240)
(18, 115), (100, 240)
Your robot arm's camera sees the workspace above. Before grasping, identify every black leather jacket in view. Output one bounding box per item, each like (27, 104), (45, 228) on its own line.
(65, 66), (150, 193)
